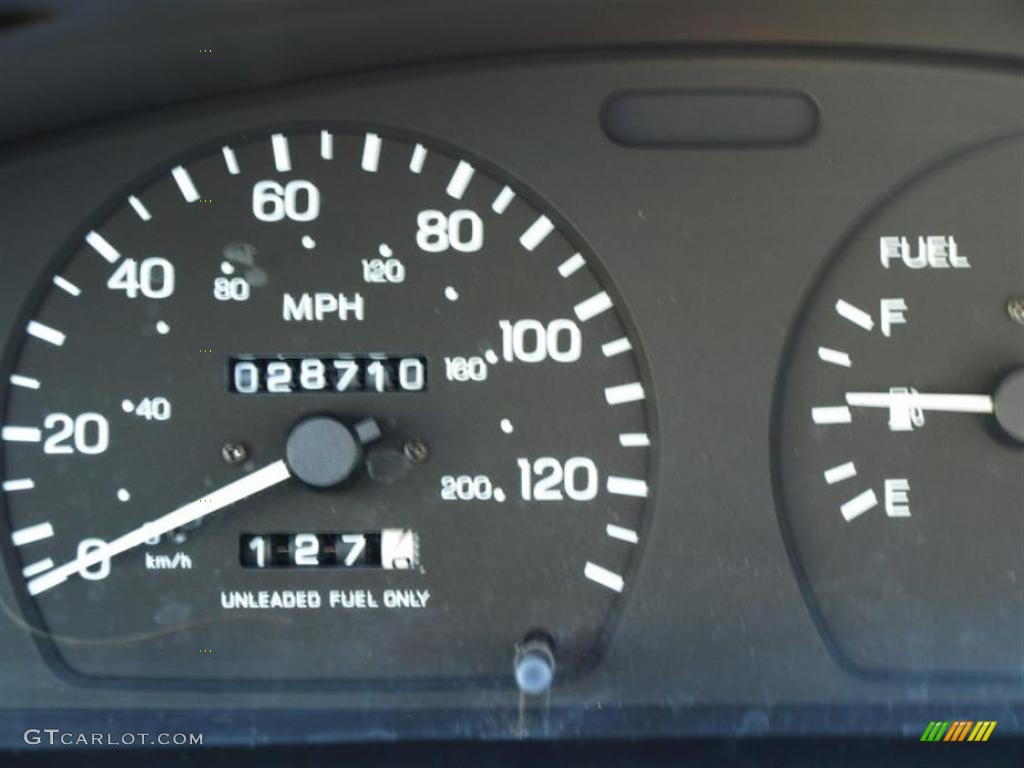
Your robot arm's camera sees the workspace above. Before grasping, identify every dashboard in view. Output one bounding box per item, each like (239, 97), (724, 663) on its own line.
(0, 1), (1022, 765)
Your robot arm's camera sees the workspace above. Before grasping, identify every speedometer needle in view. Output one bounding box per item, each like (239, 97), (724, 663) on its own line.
(845, 391), (994, 414)
(27, 460), (292, 596)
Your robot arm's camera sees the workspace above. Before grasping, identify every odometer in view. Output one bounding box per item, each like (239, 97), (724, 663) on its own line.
(0, 126), (653, 685)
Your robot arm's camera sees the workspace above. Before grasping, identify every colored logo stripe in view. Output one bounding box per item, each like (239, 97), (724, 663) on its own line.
(920, 720), (996, 742)
(968, 722), (997, 742)
(944, 721), (973, 741)
(921, 721), (949, 741)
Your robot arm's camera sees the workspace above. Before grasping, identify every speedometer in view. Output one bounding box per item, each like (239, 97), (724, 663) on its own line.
(0, 126), (654, 685)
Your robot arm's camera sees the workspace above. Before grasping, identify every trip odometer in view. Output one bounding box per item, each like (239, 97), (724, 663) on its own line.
(0, 126), (653, 685)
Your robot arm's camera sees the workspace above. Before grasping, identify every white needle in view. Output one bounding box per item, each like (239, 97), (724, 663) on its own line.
(845, 391), (995, 414)
(27, 459), (292, 596)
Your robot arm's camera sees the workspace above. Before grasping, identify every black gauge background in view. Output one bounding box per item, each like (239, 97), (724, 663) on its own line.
(0, 121), (659, 690)
(770, 130), (1024, 683)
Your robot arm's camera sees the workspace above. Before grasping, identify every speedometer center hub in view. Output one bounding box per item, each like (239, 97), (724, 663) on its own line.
(286, 415), (366, 488)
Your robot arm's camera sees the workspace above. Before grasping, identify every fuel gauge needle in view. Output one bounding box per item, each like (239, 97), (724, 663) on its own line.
(27, 460), (292, 596)
(845, 391), (994, 414)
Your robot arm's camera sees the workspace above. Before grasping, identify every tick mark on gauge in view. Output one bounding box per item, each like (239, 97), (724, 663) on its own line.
(835, 299), (874, 331)
(444, 286), (459, 302)
(117, 488), (131, 503)
(222, 146), (241, 175)
(9, 374), (40, 390)
(817, 346), (852, 368)
(574, 291), (613, 322)
(2, 478), (35, 493)
(220, 261), (235, 275)
(271, 133), (292, 173)
(605, 382), (645, 405)
(2, 426), (41, 443)
(301, 236), (316, 250)
(601, 338), (632, 358)
(156, 321), (171, 335)
(500, 418), (514, 434)
(491, 186), (515, 214)
(558, 253), (586, 278)
(320, 131), (333, 160)
(446, 161), (475, 200)
(53, 275), (81, 297)
(811, 406), (852, 425)
(85, 231), (120, 264)
(823, 462), (857, 485)
(22, 558), (53, 578)
(584, 562), (624, 593)
(11, 522), (53, 546)
(494, 488), (506, 503)
(362, 132), (382, 172)
(27, 321), (66, 347)
(379, 243), (393, 257)
(841, 489), (878, 522)
(484, 349), (499, 365)
(409, 143), (427, 174)
(171, 166), (200, 203)
(619, 432), (649, 447)
(128, 195), (152, 221)
(607, 476), (649, 498)
(606, 524), (639, 544)
(520, 215), (554, 252)
(121, 400), (134, 413)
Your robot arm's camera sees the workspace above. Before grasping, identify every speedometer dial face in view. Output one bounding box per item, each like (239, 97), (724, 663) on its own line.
(775, 136), (1023, 677)
(0, 126), (653, 684)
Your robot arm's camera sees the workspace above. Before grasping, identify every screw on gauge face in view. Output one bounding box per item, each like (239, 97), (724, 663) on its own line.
(1007, 296), (1024, 326)
(403, 439), (430, 464)
(221, 441), (248, 465)
(514, 635), (555, 696)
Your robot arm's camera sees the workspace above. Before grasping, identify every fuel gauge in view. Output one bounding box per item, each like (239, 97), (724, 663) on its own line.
(774, 134), (1024, 678)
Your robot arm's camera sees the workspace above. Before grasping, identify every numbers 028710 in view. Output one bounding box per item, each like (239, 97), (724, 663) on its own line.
(230, 356), (427, 394)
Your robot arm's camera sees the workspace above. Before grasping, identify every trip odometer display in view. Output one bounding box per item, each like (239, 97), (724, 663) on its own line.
(0, 126), (653, 684)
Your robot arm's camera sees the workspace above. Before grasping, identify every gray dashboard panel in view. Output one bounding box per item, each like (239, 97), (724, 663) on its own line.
(0, 52), (1021, 741)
